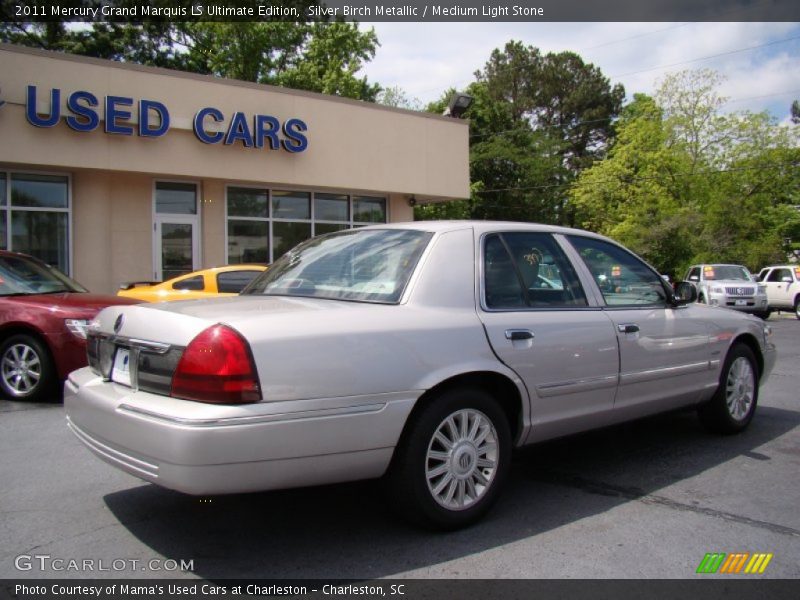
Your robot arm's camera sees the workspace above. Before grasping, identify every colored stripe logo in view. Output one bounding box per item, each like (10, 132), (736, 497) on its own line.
(696, 553), (773, 574)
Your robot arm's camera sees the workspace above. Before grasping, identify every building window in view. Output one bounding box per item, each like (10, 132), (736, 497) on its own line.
(155, 182), (197, 215)
(226, 187), (387, 264)
(0, 172), (70, 274)
(354, 196), (387, 224)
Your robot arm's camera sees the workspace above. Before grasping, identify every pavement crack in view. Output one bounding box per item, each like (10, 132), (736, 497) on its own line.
(535, 470), (800, 538)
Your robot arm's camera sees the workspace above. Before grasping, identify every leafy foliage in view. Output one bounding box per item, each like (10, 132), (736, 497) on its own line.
(572, 71), (800, 276)
(0, 15), (380, 100)
(417, 42), (623, 226)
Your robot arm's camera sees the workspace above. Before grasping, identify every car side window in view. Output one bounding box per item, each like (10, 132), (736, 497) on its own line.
(767, 268), (791, 283)
(172, 275), (204, 291)
(567, 236), (668, 307)
(217, 271), (260, 294)
(687, 267), (701, 282)
(483, 233), (587, 309)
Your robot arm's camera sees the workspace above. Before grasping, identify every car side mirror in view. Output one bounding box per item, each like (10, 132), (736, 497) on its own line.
(673, 282), (698, 306)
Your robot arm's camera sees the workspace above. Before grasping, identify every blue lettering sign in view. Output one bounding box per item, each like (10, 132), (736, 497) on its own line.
(254, 115), (280, 150)
(24, 85), (308, 154)
(224, 112), (254, 147)
(26, 85), (60, 127)
(282, 118), (308, 153)
(139, 100), (170, 137)
(105, 96), (134, 135)
(193, 107), (224, 144)
(65, 91), (99, 132)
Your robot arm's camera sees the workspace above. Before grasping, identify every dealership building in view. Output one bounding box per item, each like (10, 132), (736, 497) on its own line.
(0, 43), (469, 293)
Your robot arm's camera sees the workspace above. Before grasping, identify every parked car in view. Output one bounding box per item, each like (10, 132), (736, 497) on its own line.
(683, 264), (769, 318)
(0, 251), (140, 402)
(755, 265), (800, 318)
(117, 265), (267, 302)
(65, 223), (775, 529)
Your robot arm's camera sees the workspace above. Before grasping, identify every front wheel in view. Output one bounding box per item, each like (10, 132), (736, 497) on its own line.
(698, 343), (759, 434)
(0, 334), (56, 402)
(386, 388), (512, 530)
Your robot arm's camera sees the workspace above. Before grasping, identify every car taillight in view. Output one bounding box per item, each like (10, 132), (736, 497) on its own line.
(170, 325), (261, 404)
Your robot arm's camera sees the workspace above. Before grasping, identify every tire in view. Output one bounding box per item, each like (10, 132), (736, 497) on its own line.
(698, 343), (759, 435)
(386, 388), (512, 530)
(698, 294), (706, 304)
(0, 334), (57, 402)
(754, 310), (771, 320)
(795, 296), (800, 320)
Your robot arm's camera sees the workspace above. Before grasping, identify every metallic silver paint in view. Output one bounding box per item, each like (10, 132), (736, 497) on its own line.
(65, 221), (777, 497)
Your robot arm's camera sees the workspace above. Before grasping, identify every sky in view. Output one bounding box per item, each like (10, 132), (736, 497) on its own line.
(357, 22), (800, 123)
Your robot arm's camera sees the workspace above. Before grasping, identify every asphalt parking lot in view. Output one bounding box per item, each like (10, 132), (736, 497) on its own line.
(1, 316), (798, 580)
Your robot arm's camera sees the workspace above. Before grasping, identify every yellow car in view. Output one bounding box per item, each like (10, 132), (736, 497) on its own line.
(118, 265), (267, 302)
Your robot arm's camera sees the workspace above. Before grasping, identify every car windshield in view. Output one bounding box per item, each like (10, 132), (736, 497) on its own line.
(242, 229), (433, 304)
(705, 265), (753, 281)
(0, 254), (88, 296)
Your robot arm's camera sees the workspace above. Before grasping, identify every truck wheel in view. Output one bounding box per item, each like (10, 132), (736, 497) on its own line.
(698, 344), (759, 434)
(387, 388), (511, 530)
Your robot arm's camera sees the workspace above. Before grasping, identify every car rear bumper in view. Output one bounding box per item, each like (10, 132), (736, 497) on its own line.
(64, 367), (418, 495)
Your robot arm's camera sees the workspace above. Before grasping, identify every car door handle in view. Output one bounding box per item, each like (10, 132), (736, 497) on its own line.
(617, 323), (640, 334)
(505, 329), (534, 341)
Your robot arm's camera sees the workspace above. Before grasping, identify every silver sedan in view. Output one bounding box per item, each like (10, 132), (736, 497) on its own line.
(65, 222), (776, 529)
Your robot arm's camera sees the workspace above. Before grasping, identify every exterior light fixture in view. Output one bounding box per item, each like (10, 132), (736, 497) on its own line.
(408, 195), (417, 207)
(444, 93), (473, 118)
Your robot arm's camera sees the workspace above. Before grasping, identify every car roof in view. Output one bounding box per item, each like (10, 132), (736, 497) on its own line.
(693, 263), (750, 268)
(361, 220), (609, 240)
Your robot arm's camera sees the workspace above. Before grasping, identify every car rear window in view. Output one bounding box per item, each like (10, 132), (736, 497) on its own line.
(243, 229), (432, 304)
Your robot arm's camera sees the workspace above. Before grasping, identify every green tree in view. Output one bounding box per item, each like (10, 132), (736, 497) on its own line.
(469, 41), (624, 226)
(0, 16), (380, 101)
(377, 85), (422, 111)
(572, 71), (800, 276)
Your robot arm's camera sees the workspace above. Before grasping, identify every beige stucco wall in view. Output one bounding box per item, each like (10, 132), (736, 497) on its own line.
(72, 171), (153, 292)
(0, 44), (468, 294)
(0, 44), (469, 201)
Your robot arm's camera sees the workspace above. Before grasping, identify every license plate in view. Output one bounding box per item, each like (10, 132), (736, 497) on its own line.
(735, 299), (748, 306)
(111, 348), (131, 387)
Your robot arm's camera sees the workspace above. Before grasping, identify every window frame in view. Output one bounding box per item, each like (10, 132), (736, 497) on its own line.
(565, 234), (673, 310)
(0, 168), (73, 275)
(224, 184), (389, 264)
(152, 179), (201, 281)
(479, 231), (594, 313)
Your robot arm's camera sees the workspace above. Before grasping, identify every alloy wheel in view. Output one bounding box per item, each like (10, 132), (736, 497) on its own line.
(2, 343), (42, 396)
(425, 408), (499, 511)
(725, 356), (755, 421)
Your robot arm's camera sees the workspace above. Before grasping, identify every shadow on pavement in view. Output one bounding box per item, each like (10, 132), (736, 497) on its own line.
(103, 405), (799, 579)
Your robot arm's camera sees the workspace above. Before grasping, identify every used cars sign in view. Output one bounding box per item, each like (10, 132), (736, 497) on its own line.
(24, 85), (308, 153)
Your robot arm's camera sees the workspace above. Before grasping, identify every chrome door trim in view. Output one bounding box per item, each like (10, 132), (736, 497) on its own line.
(535, 374), (619, 398)
(619, 361), (710, 386)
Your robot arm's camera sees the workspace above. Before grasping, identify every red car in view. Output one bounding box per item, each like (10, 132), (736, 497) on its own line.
(0, 251), (140, 402)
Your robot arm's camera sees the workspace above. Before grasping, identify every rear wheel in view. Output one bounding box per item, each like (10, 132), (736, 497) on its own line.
(698, 343), (758, 434)
(386, 388), (511, 530)
(0, 334), (56, 402)
(795, 296), (800, 320)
